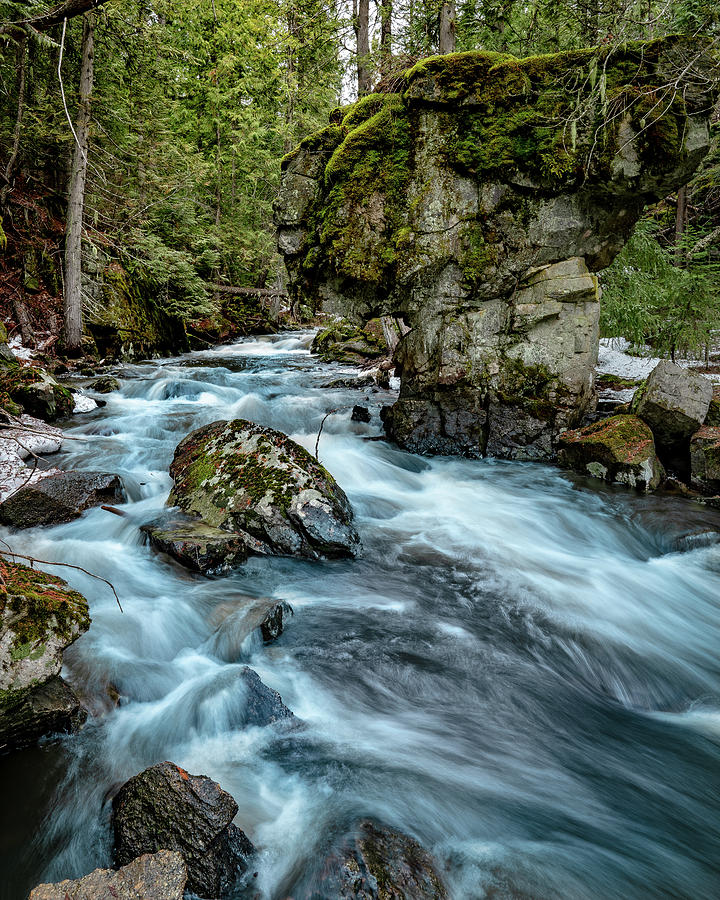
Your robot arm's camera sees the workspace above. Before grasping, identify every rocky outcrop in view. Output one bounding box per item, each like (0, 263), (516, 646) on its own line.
(276, 38), (720, 458)
(112, 762), (255, 899)
(0, 561), (90, 753)
(631, 360), (712, 457)
(157, 418), (359, 571)
(558, 414), (664, 491)
(288, 821), (448, 899)
(0, 471), (124, 528)
(29, 850), (187, 900)
(312, 319), (388, 364)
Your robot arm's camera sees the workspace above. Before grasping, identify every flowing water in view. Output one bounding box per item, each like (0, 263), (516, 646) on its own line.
(2, 332), (720, 899)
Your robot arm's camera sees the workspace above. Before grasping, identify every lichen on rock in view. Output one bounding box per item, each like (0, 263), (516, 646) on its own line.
(276, 37), (720, 459)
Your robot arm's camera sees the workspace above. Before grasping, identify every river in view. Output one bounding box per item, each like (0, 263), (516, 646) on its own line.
(1, 332), (720, 899)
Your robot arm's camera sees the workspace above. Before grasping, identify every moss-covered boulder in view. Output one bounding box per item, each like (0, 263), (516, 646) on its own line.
(159, 419), (359, 571)
(89, 375), (120, 394)
(287, 820), (448, 899)
(704, 384), (720, 426)
(0, 561), (90, 753)
(690, 426), (720, 494)
(558, 414), (664, 491)
(312, 318), (388, 364)
(0, 361), (74, 422)
(276, 38), (720, 459)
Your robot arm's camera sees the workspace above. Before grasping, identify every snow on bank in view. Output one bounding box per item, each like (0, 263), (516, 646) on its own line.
(597, 338), (718, 383)
(0, 416), (63, 500)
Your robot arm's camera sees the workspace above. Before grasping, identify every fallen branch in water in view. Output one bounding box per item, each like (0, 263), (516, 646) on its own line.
(0, 548), (123, 613)
(314, 408), (338, 461)
(101, 505), (127, 517)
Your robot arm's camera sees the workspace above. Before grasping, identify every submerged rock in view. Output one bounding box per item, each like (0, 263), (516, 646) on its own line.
(207, 598), (293, 660)
(276, 38), (720, 459)
(29, 850), (187, 900)
(163, 418), (359, 571)
(558, 414), (664, 491)
(0, 561), (90, 753)
(690, 426), (720, 494)
(632, 360), (712, 457)
(0, 471), (124, 528)
(288, 820), (448, 899)
(112, 761), (255, 899)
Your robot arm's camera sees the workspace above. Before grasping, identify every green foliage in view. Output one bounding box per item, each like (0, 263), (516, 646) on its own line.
(600, 222), (720, 358)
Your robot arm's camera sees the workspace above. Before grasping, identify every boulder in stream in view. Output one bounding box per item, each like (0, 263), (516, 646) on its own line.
(287, 820), (448, 899)
(557, 414), (664, 491)
(632, 360), (712, 456)
(207, 598), (293, 660)
(690, 426), (720, 494)
(158, 418), (359, 572)
(0, 470), (124, 528)
(89, 375), (120, 393)
(141, 512), (261, 574)
(29, 850), (187, 900)
(0, 560), (90, 753)
(112, 761), (255, 899)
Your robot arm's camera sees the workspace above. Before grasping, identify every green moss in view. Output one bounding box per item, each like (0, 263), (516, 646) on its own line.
(596, 373), (642, 389)
(0, 561), (90, 652)
(561, 413), (655, 464)
(281, 124), (348, 171)
(341, 94), (399, 129)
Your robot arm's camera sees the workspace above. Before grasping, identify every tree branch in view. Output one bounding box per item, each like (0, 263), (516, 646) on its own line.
(0, 0), (112, 37)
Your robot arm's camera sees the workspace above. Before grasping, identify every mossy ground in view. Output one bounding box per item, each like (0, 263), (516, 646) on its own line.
(0, 560), (90, 656)
(561, 413), (655, 464)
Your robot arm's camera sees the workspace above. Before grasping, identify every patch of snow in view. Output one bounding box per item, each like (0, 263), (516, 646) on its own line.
(73, 392), (98, 414)
(8, 336), (35, 361)
(597, 338), (718, 383)
(0, 415), (63, 501)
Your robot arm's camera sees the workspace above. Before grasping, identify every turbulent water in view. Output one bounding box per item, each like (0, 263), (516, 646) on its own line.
(2, 332), (720, 899)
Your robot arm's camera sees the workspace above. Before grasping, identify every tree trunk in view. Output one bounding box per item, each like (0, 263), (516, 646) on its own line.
(380, 0), (392, 73)
(675, 185), (687, 265)
(354, 0), (371, 96)
(63, 12), (95, 354)
(438, 1), (456, 54)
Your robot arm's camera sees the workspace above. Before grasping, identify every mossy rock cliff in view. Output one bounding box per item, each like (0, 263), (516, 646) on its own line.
(276, 37), (720, 459)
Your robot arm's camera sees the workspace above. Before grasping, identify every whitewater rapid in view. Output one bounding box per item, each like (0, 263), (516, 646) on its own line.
(2, 332), (720, 899)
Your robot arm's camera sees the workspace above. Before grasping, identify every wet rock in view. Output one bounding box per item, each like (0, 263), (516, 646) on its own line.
(632, 360), (712, 456)
(352, 405), (371, 423)
(0, 560), (90, 753)
(704, 383), (720, 426)
(323, 375), (376, 390)
(207, 601), (293, 660)
(690, 426), (720, 494)
(558, 414), (664, 492)
(288, 820), (448, 899)
(235, 665), (294, 725)
(89, 375), (120, 393)
(29, 850), (187, 900)
(0, 471), (124, 528)
(0, 363), (74, 422)
(112, 761), (255, 899)
(166, 418), (359, 570)
(0, 675), (87, 755)
(141, 512), (260, 575)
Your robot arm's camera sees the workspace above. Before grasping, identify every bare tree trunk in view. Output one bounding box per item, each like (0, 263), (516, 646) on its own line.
(284, 1), (298, 152)
(354, 0), (371, 96)
(438, 1), (456, 54)
(675, 185), (687, 265)
(380, 0), (392, 73)
(63, 12), (95, 354)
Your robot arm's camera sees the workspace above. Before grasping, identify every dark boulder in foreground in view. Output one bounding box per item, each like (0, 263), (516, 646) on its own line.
(0, 561), (90, 754)
(558, 414), (664, 492)
(29, 850), (187, 900)
(112, 761), (255, 899)
(0, 471), (124, 528)
(157, 418), (359, 573)
(287, 820), (448, 899)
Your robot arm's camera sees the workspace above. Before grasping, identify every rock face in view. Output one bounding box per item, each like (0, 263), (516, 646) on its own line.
(558, 414), (664, 491)
(163, 418), (359, 569)
(112, 762), (255, 899)
(632, 360), (712, 457)
(29, 850), (187, 900)
(0, 471), (124, 528)
(0, 561), (90, 753)
(276, 38), (719, 458)
(690, 426), (720, 494)
(288, 821), (448, 899)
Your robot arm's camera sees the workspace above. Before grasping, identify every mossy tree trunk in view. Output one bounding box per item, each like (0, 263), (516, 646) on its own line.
(380, 0), (392, 73)
(63, 11), (95, 353)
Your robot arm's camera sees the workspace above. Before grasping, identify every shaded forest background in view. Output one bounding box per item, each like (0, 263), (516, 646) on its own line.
(1, 0), (720, 358)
